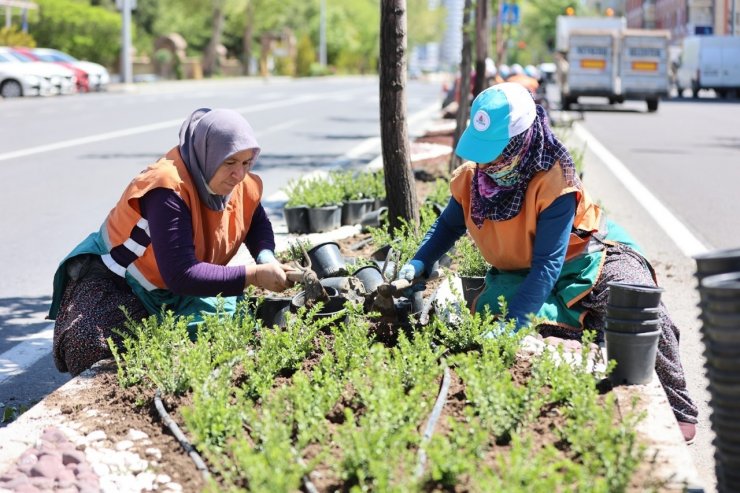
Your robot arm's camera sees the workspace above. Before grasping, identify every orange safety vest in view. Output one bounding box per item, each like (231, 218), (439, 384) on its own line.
(100, 146), (262, 291)
(450, 162), (602, 271)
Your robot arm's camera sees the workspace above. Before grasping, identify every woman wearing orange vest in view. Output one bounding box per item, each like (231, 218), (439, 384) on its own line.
(398, 83), (698, 441)
(49, 108), (295, 376)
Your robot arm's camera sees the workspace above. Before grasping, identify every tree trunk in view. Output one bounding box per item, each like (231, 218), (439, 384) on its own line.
(450, 0), (474, 173)
(379, 0), (418, 231)
(242, 1), (254, 76)
(473, 0), (489, 97)
(203, 5), (225, 78)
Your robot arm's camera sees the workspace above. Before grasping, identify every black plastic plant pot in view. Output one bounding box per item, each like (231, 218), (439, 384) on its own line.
(694, 248), (740, 281)
(370, 243), (392, 262)
(375, 260), (397, 280)
(708, 377), (740, 397)
(341, 198), (375, 226)
(374, 197), (388, 210)
(706, 353), (740, 372)
(460, 276), (486, 312)
(360, 207), (388, 232)
(290, 288), (348, 326)
(255, 296), (293, 328)
(709, 385), (740, 408)
(607, 282), (664, 309)
(699, 272), (740, 301)
(700, 297), (740, 314)
(307, 242), (347, 279)
(704, 326), (740, 345)
(606, 305), (661, 321)
(307, 205), (341, 233)
(353, 265), (385, 295)
(707, 367), (740, 385)
(605, 328), (660, 386)
(704, 339), (740, 357)
(604, 317), (661, 334)
(283, 205), (310, 234)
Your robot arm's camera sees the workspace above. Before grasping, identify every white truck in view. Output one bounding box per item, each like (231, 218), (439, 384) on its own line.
(675, 35), (740, 98)
(619, 29), (671, 112)
(555, 16), (670, 112)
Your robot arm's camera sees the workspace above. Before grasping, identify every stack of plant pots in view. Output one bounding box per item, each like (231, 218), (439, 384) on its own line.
(604, 282), (664, 386)
(694, 248), (740, 492)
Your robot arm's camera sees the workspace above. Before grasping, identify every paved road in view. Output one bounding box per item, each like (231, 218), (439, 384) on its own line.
(0, 76), (442, 420)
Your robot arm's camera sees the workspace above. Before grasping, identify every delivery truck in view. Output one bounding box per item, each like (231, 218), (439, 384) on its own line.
(555, 16), (670, 112)
(675, 35), (740, 98)
(619, 29), (671, 112)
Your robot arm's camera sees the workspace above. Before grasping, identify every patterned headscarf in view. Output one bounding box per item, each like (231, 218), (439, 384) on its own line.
(470, 105), (580, 227)
(178, 108), (261, 211)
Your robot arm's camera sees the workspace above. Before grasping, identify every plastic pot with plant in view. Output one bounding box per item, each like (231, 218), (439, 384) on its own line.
(454, 235), (489, 311)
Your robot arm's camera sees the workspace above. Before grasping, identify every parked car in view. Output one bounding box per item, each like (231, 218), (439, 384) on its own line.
(0, 47), (76, 96)
(30, 48), (110, 92)
(13, 46), (89, 93)
(0, 51), (55, 98)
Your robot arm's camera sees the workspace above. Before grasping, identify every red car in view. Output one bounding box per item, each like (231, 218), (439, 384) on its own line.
(13, 46), (90, 93)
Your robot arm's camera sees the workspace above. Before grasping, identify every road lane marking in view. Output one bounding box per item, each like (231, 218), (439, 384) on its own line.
(0, 325), (54, 385)
(573, 122), (708, 257)
(0, 90), (366, 163)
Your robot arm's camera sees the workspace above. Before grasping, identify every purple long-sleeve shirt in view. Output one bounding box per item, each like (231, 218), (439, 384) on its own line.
(139, 187), (275, 297)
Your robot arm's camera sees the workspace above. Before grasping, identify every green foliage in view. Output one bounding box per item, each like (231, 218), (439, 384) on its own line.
(285, 175), (343, 208)
(0, 26), (35, 47)
(425, 178), (450, 206)
(30, 0), (121, 68)
(295, 33), (315, 77)
(454, 235), (489, 277)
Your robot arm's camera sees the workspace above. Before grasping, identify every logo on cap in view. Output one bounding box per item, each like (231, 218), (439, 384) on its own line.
(472, 110), (490, 132)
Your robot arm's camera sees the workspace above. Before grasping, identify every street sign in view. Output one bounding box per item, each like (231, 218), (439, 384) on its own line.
(501, 3), (520, 26)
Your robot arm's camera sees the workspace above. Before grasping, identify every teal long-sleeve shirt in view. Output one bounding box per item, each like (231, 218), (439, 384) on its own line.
(414, 193), (577, 329)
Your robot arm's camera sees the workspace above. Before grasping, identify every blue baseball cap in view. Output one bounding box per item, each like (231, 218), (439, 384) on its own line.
(455, 82), (536, 164)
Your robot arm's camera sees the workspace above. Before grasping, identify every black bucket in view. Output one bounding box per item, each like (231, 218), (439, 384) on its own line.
(255, 296), (292, 328)
(605, 328), (660, 385)
(307, 242), (347, 279)
(353, 265), (385, 294)
(307, 205), (341, 233)
(694, 248), (740, 281)
(342, 198), (375, 226)
(607, 282), (663, 309)
(283, 205), (310, 234)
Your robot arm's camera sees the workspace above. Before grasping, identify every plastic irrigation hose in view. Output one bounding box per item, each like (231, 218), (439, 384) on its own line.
(154, 388), (210, 480)
(415, 365), (452, 478)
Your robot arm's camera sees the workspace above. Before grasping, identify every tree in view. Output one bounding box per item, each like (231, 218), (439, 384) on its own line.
(450, 0), (474, 173)
(473, 0), (489, 97)
(379, 0), (418, 230)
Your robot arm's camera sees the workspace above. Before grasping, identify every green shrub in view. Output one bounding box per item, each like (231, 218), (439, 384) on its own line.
(454, 235), (489, 277)
(425, 178), (450, 206)
(0, 26), (35, 47)
(30, 0), (121, 68)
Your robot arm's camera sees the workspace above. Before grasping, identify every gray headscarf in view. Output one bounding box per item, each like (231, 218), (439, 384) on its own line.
(178, 108), (261, 211)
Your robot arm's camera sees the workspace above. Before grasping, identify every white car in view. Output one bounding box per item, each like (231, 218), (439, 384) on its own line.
(0, 51), (54, 98)
(0, 47), (76, 95)
(31, 48), (110, 92)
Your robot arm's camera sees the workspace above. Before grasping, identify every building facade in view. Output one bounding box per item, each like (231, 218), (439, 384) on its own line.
(625, 0), (738, 41)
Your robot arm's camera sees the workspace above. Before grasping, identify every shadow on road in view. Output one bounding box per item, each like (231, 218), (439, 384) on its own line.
(0, 296), (53, 345)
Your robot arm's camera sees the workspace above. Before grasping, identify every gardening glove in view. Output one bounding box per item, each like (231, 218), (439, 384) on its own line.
(256, 249), (279, 265)
(398, 260), (425, 281)
(246, 263), (291, 292)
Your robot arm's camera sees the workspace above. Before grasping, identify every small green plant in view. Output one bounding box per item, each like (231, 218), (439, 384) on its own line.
(454, 235), (489, 277)
(278, 238), (313, 264)
(301, 175), (344, 208)
(284, 178), (310, 207)
(425, 178), (451, 206)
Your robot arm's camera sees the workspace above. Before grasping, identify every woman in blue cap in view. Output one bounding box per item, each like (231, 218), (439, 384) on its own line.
(399, 82), (698, 441)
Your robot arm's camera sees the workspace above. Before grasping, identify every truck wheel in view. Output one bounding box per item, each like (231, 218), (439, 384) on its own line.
(692, 81), (699, 99)
(676, 86), (683, 98)
(646, 98), (659, 112)
(561, 94), (571, 111)
(717, 89), (728, 99)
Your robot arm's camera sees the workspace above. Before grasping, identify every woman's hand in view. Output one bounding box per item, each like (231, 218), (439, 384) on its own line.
(246, 263), (294, 292)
